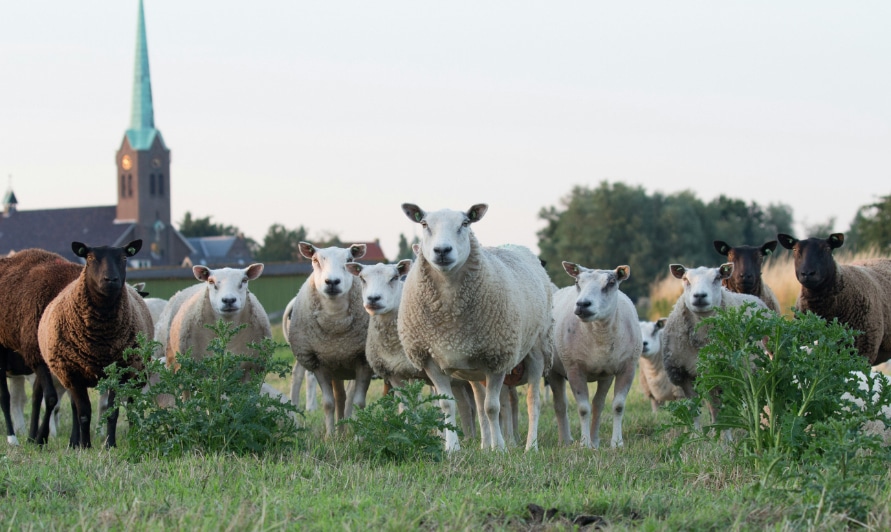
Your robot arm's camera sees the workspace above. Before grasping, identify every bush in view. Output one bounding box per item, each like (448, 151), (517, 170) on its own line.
(664, 305), (891, 522)
(99, 320), (302, 461)
(339, 380), (458, 464)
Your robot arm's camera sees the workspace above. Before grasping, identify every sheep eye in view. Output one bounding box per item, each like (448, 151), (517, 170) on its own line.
(390, 276), (399, 283)
(420, 221), (428, 229)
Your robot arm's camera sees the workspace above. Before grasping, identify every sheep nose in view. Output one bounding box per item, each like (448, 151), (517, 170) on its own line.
(325, 278), (341, 287)
(693, 293), (707, 303)
(742, 272), (754, 282)
(642, 341), (649, 349)
(366, 295), (381, 304)
(433, 245), (452, 257)
(575, 300), (591, 313)
(222, 297), (236, 306)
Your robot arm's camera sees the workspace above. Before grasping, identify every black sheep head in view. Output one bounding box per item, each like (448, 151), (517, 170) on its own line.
(72, 240), (143, 299)
(713, 240), (777, 294)
(777, 233), (843, 290)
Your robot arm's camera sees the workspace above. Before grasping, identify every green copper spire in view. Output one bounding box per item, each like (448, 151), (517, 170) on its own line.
(126, 0), (165, 150)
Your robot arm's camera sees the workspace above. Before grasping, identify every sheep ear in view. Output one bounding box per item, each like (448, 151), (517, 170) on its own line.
(562, 261), (582, 279)
(402, 204), (424, 224)
(245, 263), (264, 281)
(828, 233), (845, 249)
(669, 264), (685, 279)
(298, 242), (316, 260)
(125, 240), (142, 256)
(411, 243), (420, 256)
(132, 282), (146, 292)
(344, 262), (363, 277)
(193, 266), (212, 282)
(777, 234), (797, 250)
(655, 317), (668, 330)
(762, 241), (778, 256)
(72, 242), (89, 257)
(467, 204), (488, 223)
(615, 265), (631, 282)
(713, 241), (731, 256)
(719, 263), (734, 279)
(350, 244), (367, 259)
(396, 259), (413, 276)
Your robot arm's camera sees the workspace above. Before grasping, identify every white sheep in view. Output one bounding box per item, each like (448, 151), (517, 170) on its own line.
(638, 319), (686, 413)
(165, 264), (270, 376)
(38, 240), (154, 448)
(283, 295), (319, 412)
(7, 374), (67, 439)
(777, 233), (891, 366)
(548, 263), (642, 448)
(662, 263), (768, 430)
(397, 203), (554, 452)
(345, 259), (480, 439)
(286, 242), (372, 437)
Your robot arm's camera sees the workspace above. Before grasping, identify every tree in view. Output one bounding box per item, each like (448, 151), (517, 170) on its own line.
(395, 233), (418, 261)
(255, 223), (308, 262)
(178, 212), (240, 237)
(846, 194), (891, 253)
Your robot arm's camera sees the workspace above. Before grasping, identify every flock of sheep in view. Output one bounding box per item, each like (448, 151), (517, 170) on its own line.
(1, 203), (890, 452)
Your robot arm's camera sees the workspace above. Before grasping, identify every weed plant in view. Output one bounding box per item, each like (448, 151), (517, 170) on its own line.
(665, 304), (891, 522)
(339, 379), (458, 464)
(99, 320), (302, 461)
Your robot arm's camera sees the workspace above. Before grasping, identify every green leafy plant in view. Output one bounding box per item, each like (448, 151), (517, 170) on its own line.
(664, 304), (891, 522)
(339, 379), (458, 463)
(99, 321), (302, 461)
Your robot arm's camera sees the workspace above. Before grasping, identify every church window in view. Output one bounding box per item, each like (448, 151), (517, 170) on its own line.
(150, 174), (156, 195)
(127, 174), (133, 197)
(120, 175), (125, 198)
(158, 174), (164, 196)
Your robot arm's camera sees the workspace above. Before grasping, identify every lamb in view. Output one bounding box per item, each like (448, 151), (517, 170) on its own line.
(713, 240), (782, 313)
(548, 263), (642, 448)
(637, 318), (685, 412)
(286, 242), (373, 437)
(165, 264), (270, 375)
(397, 203), (554, 451)
(283, 296), (319, 412)
(344, 259), (479, 440)
(777, 233), (891, 366)
(37, 240), (154, 448)
(0, 248), (83, 445)
(662, 263), (769, 428)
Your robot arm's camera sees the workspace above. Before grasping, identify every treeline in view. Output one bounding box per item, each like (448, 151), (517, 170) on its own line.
(536, 182), (796, 301)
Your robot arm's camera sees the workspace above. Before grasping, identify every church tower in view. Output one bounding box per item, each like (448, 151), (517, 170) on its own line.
(115, 0), (173, 262)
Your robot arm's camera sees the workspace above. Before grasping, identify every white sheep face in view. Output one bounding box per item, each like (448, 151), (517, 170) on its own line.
(670, 263), (733, 314)
(639, 318), (666, 359)
(402, 203), (487, 273)
(563, 262), (630, 322)
(299, 242), (367, 298)
(193, 263), (264, 316)
(345, 260), (412, 316)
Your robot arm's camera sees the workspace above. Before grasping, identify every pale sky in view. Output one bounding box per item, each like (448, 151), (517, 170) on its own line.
(2, 2), (889, 260)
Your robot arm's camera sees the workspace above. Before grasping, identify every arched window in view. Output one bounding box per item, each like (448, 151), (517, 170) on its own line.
(150, 174), (156, 195)
(158, 174), (164, 196)
(127, 174), (133, 197)
(120, 175), (125, 198)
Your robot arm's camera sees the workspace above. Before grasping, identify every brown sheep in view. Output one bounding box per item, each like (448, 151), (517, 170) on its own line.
(38, 240), (153, 448)
(0, 249), (83, 445)
(778, 233), (891, 366)
(713, 240), (782, 313)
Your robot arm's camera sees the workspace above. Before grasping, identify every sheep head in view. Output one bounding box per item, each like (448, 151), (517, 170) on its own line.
(639, 318), (667, 358)
(670, 263), (733, 314)
(345, 259), (412, 316)
(192, 263), (264, 316)
(72, 239), (142, 299)
(401, 203), (488, 273)
(299, 241), (366, 298)
(562, 262), (630, 322)
(777, 233), (844, 290)
(713, 240), (777, 294)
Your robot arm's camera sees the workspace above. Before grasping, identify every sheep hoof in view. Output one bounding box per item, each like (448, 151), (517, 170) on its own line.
(7, 435), (19, 445)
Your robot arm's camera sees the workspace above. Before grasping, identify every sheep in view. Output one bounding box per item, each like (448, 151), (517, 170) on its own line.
(713, 240), (782, 313)
(661, 263), (769, 429)
(397, 203), (554, 452)
(37, 240), (154, 448)
(638, 318), (686, 413)
(7, 373), (67, 439)
(165, 264), (270, 375)
(283, 295), (319, 412)
(286, 242), (373, 437)
(344, 259), (479, 439)
(0, 248), (83, 445)
(548, 263), (642, 448)
(777, 233), (891, 366)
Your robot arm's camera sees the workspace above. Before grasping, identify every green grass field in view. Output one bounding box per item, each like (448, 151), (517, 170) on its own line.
(2, 324), (889, 530)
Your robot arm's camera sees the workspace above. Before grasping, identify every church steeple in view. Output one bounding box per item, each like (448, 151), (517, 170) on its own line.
(125, 0), (165, 151)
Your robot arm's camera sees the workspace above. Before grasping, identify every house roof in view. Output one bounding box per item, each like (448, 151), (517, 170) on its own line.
(0, 206), (134, 262)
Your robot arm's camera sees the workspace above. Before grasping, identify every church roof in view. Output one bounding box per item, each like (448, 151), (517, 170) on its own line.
(2, 189), (17, 206)
(0, 206), (135, 262)
(128, 0), (166, 151)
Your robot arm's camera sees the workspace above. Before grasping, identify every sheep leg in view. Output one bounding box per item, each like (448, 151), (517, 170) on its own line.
(469, 381), (491, 449)
(312, 368), (338, 437)
(305, 371), (319, 411)
(498, 386), (515, 446)
(509, 386), (520, 442)
(30, 365), (59, 445)
(588, 376), (614, 449)
(344, 364), (373, 419)
(609, 359), (636, 448)
(452, 380), (476, 440)
(103, 389), (120, 448)
(68, 385), (92, 448)
(289, 361), (306, 409)
(567, 370), (594, 448)
(549, 374), (573, 445)
(332, 379), (346, 421)
(9, 375), (27, 437)
(680, 380), (702, 431)
(422, 360), (460, 452)
(0, 371), (17, 445)
(481, 373), (508, 451)
(524, 376), (543, 452)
